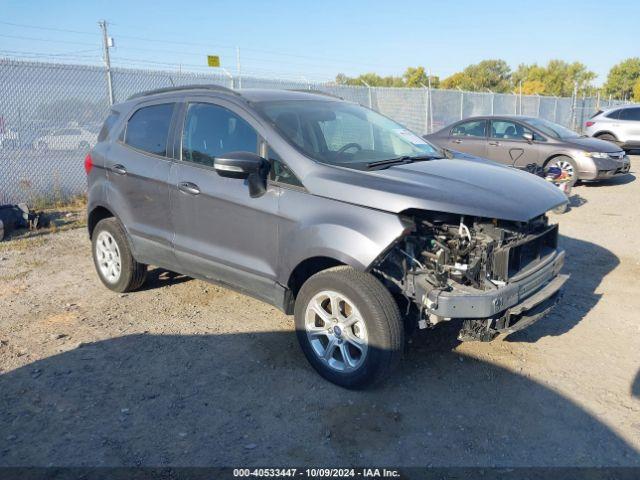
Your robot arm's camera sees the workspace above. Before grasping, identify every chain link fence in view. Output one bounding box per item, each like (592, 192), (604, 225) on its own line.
(0, 58), (632, 204)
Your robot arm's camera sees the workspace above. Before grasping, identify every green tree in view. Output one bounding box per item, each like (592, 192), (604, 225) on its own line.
(604, 58), (640, 100)
(633, 78), (640, 102)
(402, 66), (439, 88)
(441, 60), (511, 92)
(335, 72), (403, 87)
(336, 66), (438, 88)
(512, 60), (596, 96)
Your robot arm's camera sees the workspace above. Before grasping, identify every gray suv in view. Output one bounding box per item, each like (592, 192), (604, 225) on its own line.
(87, 86), (569, 388)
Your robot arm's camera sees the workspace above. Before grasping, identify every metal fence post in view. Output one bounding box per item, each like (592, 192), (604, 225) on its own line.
(220, 68), (234, 89)
(361, 80), (373, 108)
(420, 83), (429, 134)
(553, 97), (558, 123)
(457, 87), (464, 119)
(571, 82), (578, 131)
(487, 89), (494, 115)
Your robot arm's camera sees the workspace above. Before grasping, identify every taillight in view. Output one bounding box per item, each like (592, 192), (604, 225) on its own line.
(585, 121), (595, 127)
(84, 153), (93, 174)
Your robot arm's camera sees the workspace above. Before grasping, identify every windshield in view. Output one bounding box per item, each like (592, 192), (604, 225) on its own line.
(254, 100), (441, 166)
(526, 118), (580, 139)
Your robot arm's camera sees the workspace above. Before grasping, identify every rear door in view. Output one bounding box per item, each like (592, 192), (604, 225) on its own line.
(618, 107), (640, 143)
(105, 100), (180, 269)
(168, 98), (280, 303)
(486, 119), (540, 167)
(447, 120), (488, 157)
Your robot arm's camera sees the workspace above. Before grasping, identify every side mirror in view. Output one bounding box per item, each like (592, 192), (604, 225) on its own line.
(522, 132), (534, 143)
(214, 151), (270, 198)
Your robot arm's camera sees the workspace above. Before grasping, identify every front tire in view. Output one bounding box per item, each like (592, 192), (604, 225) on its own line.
(294, 266), (403, 389)
(547, 155), (579, 187)
(92, 218), (147, 292)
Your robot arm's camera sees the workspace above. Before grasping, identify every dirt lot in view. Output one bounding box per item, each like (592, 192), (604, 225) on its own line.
(1, 160), (639, 467)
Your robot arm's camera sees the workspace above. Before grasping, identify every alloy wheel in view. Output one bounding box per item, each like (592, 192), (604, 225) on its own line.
(304, 290), (368, 372)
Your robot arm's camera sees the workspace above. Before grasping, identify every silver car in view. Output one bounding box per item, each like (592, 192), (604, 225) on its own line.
(87, 86), (568, 388)
(584, 105), (640, 151)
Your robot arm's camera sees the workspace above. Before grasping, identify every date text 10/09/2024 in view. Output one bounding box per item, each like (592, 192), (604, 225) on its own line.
(233, 468), (401, 478)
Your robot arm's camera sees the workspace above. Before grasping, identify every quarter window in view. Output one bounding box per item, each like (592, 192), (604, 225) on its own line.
(98, 111), (120, 142)
(267, 147), (303, 188)
(124, 103), (174, 156)
(182, 103), (258, 167)
(451, 120), (486, 138)
(605, 109), (621, 119)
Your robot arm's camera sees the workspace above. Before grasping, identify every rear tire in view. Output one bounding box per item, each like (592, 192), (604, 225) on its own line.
(546, 155), (579, 187)
(294, 266), (403, 389)
(92, 218), (147, 293)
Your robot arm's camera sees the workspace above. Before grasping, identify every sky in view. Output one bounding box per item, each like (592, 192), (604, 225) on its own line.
(1, 0), (638, 85)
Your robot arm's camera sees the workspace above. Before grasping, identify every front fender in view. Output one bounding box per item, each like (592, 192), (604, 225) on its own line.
(277, 191), (405, 284)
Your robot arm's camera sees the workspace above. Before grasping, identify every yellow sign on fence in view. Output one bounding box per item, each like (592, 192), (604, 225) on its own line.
(207, 55), (220, 67)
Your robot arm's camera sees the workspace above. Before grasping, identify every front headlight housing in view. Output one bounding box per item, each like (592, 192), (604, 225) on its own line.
(584, 151), (610, 159)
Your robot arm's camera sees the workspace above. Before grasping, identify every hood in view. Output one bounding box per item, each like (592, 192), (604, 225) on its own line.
(305, 157), (567, 222)
(563, 136), (622, 152)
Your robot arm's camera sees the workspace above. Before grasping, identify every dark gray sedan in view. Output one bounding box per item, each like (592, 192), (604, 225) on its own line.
(424, 115), (630, 185)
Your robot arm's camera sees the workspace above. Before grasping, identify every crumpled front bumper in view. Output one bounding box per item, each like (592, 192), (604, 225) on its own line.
(579, 154), (631, 181)
(420, 249), (568, 324)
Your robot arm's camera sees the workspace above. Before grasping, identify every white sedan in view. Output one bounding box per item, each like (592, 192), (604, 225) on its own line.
(35, 127), (96, 151)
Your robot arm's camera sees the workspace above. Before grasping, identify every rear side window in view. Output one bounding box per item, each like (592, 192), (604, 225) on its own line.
(451, 120), (486, 138)
(181, 103), (258, 167)
(619, 108), (640, 121)
(98, 111), (120, 142)
(605, 109), (621, 119)
(124, 103), (175, 156)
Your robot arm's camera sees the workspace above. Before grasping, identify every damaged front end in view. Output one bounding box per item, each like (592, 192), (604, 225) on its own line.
(371, 210), (569, 341)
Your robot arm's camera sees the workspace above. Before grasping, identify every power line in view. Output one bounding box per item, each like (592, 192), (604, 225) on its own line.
(0, 20), (98, 36)
(0, 33), (96, 46)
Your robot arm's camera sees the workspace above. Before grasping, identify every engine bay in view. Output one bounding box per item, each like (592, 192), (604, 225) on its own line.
(372, 209), (560, 329)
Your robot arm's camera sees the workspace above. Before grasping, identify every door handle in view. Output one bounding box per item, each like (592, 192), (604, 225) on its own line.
(452, 139), (462, 144)
(111, 164), (127, 175)
(178, 181), (201, 195)
(488, 141), (501, 146)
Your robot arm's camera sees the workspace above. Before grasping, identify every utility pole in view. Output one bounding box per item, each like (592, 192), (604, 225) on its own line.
(99, 20), (114, 105)
(236, 46), (242, 89)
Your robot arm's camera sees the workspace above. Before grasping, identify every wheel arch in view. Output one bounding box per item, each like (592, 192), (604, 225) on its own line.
(286, 256), (348, 300)
(543, 152), (576, 167)
(593, 130), (618, 140)
(87, 205), (115, 239)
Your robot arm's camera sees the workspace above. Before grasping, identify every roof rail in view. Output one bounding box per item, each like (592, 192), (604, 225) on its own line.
(287, 89), (343, 100)
(127, 84), (239, 101)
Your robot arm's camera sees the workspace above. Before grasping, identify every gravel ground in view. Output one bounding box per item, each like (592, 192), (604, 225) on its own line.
(1, 159), (639, 467)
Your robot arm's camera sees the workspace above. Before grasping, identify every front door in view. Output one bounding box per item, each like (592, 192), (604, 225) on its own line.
(169, 100), (280, 303)
(447, 119), (488, 158)
(486, 120), (540, 167)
